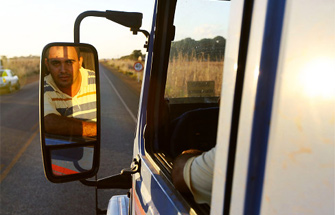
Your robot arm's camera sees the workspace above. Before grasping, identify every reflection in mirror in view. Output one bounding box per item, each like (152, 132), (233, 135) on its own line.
(43, 45), (97, 139)
(40, 42), (100, 182)
(50, 146), (94, 176)
(45, 133), (97, 145)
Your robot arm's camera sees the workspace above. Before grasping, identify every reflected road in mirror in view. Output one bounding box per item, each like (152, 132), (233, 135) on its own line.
(51, 147), (94, 176)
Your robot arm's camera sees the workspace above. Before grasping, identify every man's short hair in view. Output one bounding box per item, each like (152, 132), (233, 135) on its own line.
(45, 46), (81, 60)
(44, 46), (81, 76)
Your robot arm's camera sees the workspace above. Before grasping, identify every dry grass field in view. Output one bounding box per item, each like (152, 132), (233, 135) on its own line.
(166, 54), (224, 98)
(1, 56), (40, 85)
(103, 58), (144, 81)
(103, 54), (224, 98)
(1, 54), (224, 97)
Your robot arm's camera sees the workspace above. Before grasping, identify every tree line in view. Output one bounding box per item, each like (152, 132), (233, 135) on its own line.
(120, 50), (145, 61)
(169, 36), (226, 61)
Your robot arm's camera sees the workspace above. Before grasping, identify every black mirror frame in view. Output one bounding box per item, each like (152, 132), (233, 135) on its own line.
(39, 42), (101, 183)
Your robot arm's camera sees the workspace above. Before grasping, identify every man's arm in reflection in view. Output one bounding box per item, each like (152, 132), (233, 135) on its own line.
(44, 114), (97, 137)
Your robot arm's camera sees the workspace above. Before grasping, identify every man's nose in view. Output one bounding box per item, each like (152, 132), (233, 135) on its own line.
(60, 62), (66, 72)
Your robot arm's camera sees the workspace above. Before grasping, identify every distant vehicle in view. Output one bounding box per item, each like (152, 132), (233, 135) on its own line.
(0, 69), (20, 93)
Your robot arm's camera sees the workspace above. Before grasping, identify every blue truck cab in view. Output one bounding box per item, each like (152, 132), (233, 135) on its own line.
(39, 0), (334, 214)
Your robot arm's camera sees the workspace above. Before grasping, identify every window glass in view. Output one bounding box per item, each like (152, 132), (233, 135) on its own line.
(165, 0), (231, 101)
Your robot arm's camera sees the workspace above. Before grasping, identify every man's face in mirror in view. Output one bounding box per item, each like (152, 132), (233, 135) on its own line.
(45, 46), (83, 91)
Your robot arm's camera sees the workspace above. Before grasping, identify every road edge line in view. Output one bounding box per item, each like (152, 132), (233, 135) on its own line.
(0, 129), (39, 183)
(102, 70), (137, 123)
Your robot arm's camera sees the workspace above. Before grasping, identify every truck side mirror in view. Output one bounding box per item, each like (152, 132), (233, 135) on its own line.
(40, 42), (100, 183)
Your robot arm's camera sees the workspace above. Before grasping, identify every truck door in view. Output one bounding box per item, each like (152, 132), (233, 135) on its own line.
(131, 0), (234, 214)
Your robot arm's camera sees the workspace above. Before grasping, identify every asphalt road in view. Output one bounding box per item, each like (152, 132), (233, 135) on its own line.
(0, 64), (141, 214)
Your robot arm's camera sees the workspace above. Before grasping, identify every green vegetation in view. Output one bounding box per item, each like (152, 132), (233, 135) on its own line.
(120, 50), (145, 61)
(170, 36), (226, 61)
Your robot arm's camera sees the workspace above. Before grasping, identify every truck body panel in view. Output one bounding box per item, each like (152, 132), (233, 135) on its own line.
(130, 0), (334, 214)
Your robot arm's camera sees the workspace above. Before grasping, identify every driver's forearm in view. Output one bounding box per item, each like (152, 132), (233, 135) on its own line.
(172, 149), (203, 193)
(82, 121), (97, 136)
(44, 114), (96, 136)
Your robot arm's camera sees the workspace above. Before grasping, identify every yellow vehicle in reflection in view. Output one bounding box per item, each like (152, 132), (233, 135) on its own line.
(0, 69), (20, 93)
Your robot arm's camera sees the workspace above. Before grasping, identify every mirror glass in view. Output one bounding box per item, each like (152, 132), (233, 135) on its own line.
(40, 43), (100, 182)
(50, 146), (93, 176)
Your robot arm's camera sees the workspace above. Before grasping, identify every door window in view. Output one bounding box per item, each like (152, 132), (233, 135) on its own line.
(146, 0), (232, 212)
(161, 0), (231, 158)
(152, 0), (231, 182)
(165, 0), (230, 102)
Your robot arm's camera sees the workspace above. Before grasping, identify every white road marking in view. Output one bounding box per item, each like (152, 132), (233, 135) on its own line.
(101, 70), (137, 124)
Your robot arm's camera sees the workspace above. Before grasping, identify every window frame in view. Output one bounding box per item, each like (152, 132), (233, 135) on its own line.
(144, 0), (255, 213)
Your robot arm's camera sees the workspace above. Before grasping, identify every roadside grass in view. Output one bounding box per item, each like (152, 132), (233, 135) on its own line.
(1, 56), (40, 86)
(3, 53), (223, 96)
(101, 59), (144, 82)
(101, 54), (224, 98)
(166, 53), (224, 98)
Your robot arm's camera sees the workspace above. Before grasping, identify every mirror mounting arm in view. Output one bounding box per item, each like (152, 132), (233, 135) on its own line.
(74, 11), (107, 43)
(74, 10), (145, 44)
(80, 155), (141, 189)
(80, 172), (132, 189)
(135, 29), (150, 51)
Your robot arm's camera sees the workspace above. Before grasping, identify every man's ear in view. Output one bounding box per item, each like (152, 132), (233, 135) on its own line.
(79, 56), (83, 67)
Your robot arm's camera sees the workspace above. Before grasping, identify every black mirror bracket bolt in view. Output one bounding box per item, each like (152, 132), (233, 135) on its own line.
(137, 29), (150, 51)
(80, 156), (141, 215)
(80, 155), (141, 189)
(121, 154), (141, 175)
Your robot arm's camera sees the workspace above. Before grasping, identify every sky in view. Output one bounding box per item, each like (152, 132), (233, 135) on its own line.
(0, 0), (230, 59)
(0, 0), (155, 59)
